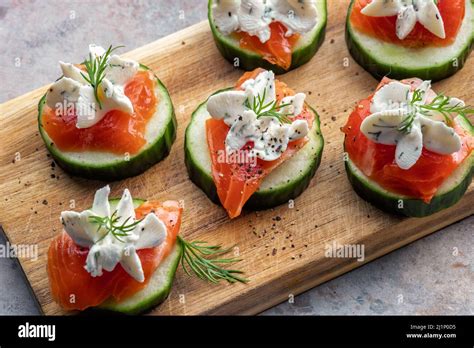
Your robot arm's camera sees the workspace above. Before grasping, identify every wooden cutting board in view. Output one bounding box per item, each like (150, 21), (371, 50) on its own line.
(0, 1), (473, 315)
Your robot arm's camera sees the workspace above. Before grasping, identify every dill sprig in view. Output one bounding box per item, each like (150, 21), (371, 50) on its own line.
(246, 88), (293, 124)
(398, 88), (474, 133)
(89, 211), (142, 243)
(80, 45), (124, 109)
(178, 236), (247, 284)
(418, 94), (474, 123)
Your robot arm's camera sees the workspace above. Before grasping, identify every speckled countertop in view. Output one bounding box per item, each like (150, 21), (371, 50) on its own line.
(0, 0), (472, 315)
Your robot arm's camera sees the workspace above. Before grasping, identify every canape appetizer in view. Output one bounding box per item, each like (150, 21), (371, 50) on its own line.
(208, 0), (327, 74)
(346, 0), (474, 81)
(342, 78), (473, 217)
(47, 186), (245, 314)
(38, 45), (176, 181)
(185, 68), (324, 219)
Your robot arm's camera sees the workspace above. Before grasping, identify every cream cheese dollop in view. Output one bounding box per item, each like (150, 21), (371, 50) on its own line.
(46, 44), (139, 129)
(361, 0), (446, 40)
(360, 80), (462, 170)
(207, 69), (309, 161)
(60, 186), (167, 283)
(212, 0), (319, 43)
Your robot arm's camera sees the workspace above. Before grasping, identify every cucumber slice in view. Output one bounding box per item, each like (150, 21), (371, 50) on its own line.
(345, 0), (474, 81)
(38, 65), (177, 181)
(208, 0), (327, 74)
(97, 198), (182, 315)
(344, 116), (474, 217)
(184, 92), (324, 211)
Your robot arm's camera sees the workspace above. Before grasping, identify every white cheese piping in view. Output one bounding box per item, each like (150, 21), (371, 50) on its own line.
(212, 0), (319, 43)
(361, 0), (446, 40)
(207, 69), (309, 161)
(360, 80), (462, 170)
(46, 44), (139, 129)
(60, 185), (167, 283)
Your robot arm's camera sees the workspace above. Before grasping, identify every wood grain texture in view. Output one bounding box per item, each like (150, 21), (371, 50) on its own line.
(0, 1), (472, 315)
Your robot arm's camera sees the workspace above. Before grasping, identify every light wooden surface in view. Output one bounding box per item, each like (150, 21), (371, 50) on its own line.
(0, 1), (472, 315)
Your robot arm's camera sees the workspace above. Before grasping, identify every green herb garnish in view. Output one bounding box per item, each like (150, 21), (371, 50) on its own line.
(399, 88), (474, 133)
(418, 94), (474, 123)
(178, 237), (247, 284)
(246, 87), (293, 124)
(89, 211), (142, 243)
(80, 45), (124, 109)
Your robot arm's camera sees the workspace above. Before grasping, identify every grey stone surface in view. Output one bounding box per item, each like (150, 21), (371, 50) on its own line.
(0, 0), (208, 102)
(0, 0), (472, 315)
(0, 232), (41, 315)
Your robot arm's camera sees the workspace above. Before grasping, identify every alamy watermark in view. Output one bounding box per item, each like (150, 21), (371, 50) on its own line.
(325, 241), (365, 262)
(18, 322), (55, 341)
(0, 241), (38, 261)
(216, 149), (257, 167)
(54, 100), (96, 121)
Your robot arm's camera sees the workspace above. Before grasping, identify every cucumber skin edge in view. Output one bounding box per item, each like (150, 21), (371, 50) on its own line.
(207, 0), (327, 74)
(345, 0), (474, 82)
(37, 70), (177, 181)
(345, 159), (473, 217)
(184, 97), (324, 211)
(246, 107), (324, 210)
(98, 242), (183, 315)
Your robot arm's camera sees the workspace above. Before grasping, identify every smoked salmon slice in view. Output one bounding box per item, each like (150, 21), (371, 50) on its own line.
(206, 71), (314, 219)
(350, 0), (465, 47)
(238, 22), (300, 70)
(47, 200), (181, 311)
(42, 70), (157, 155)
